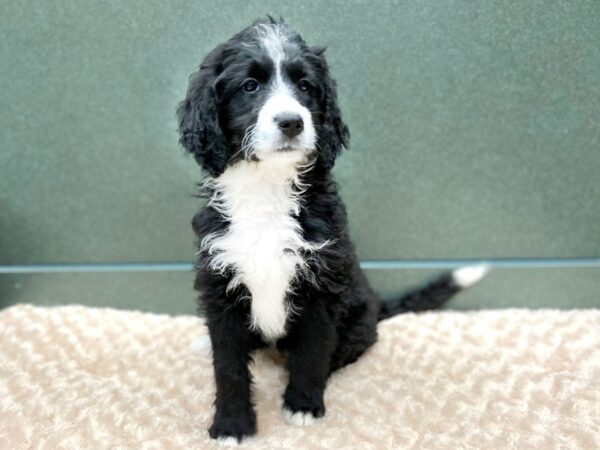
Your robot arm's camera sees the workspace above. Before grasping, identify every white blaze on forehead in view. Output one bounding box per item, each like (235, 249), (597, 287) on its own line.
(255, 23), (289, 68)
(255, 23), (290, 92)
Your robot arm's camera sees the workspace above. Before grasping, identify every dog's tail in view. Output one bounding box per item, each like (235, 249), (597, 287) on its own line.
(377, 264), (489, 321)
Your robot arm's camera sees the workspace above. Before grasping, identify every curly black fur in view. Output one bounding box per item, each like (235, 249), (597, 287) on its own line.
(177, 17), (481, 442)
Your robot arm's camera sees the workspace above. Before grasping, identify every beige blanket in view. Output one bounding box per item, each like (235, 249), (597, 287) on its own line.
(1, 304), (599, 449)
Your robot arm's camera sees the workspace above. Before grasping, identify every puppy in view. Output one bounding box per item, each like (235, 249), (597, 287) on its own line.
(177, 17), (487, 443)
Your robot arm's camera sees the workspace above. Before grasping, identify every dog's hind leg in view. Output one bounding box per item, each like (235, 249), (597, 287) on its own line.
(329, 299), (379, 373)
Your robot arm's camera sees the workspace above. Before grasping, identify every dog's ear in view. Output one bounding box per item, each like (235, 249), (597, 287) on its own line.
(177, 45), (229, 177)
(311, 46), (350, 170)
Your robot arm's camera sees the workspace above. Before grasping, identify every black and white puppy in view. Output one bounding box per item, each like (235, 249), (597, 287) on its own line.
(177, 17), (487, 444)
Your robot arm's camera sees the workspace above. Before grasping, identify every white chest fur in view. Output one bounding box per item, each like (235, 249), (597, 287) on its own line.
(201, 155), (322, 340)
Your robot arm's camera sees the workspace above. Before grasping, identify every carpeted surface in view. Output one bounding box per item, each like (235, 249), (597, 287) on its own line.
(1, 304), (599, 449)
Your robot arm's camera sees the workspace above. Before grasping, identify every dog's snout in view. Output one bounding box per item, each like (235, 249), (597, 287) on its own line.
(275, 113), (304, 138)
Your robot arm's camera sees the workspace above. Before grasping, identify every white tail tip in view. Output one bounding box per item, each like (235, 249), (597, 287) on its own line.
(189, 335), (212, 357)
(452, 264), (490, 288)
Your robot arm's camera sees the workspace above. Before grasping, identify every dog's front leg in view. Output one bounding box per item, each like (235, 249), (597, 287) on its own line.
(207, 307), (256, 443)
(281, 301), (335, 425)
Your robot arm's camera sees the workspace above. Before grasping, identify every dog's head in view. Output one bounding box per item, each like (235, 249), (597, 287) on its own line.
(177, 17), (349, 176)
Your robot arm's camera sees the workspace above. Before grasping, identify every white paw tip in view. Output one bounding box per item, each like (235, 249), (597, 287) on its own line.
(189, 335), (212, 356)
(452, 264), (490, 288)
(282, 408), (318, 426)
(215, 436), (241, 447)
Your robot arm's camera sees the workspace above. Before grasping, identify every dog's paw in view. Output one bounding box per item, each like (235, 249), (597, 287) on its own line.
(282, 387), (325, 426)
(209, 411), (256, 444)
(282, 407), (321, 426)
(214, 436), (243, 447)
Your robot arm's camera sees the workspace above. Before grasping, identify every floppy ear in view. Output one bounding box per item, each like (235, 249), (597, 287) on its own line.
(177, 45), (229, 177)
(312, 47), (350, 170)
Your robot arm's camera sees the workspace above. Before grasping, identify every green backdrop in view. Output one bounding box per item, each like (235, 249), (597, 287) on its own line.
(1, 1), (599, 314)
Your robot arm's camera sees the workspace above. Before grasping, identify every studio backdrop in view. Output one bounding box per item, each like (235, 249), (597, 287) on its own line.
(1, 1), (599, 313)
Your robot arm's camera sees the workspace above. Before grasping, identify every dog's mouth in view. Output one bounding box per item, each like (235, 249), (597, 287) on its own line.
(277, 144), (296, 152)
(245, 145), (303, 162)
(243, 138), (315, 161)
(275, 138), (314, 153)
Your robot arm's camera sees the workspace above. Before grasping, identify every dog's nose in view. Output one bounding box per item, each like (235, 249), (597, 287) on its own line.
(275, 113), (304, 138)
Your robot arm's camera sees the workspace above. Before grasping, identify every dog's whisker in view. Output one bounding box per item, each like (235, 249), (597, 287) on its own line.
(307, 109), (325, 117)
(240, 124), (257, 159)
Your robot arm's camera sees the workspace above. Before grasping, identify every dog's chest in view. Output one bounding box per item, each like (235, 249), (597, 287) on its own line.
(203, 161), (315, 340)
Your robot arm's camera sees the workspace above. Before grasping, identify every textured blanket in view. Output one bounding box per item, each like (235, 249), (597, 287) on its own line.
(1, 304), (599, 449)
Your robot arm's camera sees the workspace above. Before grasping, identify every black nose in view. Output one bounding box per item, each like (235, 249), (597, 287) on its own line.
(275, 113), (304, 138)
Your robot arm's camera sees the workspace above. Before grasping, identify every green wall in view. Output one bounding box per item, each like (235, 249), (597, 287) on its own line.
(1, 1), (599, 313)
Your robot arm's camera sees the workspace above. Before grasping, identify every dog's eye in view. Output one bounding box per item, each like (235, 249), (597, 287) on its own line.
(297, 79), (312, 92)
(242, 79), (259, 93)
